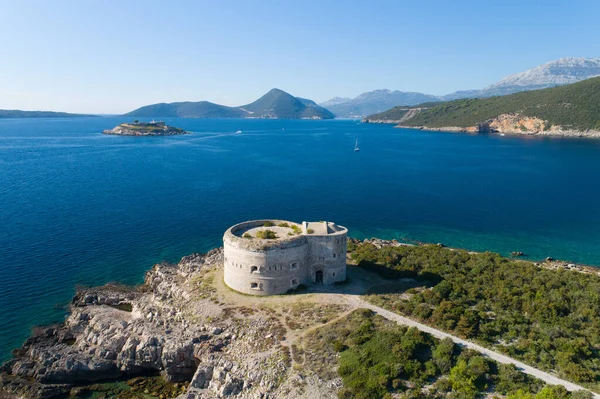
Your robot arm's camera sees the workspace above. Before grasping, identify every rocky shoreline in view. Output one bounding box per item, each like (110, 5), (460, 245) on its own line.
(0, 249), (351, 399)
(362, 117), (600, 138)
(392, 124), (600, 138)
(2, 239), (599, 399)
(0, 250), (279, 398)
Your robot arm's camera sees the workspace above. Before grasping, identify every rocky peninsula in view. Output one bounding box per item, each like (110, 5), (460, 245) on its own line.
(0, 248), (354, 399)
(103, 121), (189, 136)
(2, 240), (599, 399)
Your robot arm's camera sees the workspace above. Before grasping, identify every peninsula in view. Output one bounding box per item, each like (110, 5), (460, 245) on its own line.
(1, 222), (599, 399)
(102, 121), (189, 136)
(364, 77), (600, 138)
(0, 110), (96, 118)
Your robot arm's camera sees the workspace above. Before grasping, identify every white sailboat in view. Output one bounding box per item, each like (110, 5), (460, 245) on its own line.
(354, 138), (360, 152)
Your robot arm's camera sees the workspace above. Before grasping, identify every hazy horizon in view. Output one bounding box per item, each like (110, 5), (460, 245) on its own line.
(1, 0), (598, 114)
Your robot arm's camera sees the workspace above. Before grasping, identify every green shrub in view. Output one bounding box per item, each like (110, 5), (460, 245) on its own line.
(307, 228), (315, 234)
(263, 221), (274, 227)
(242, 233), (252, 239)
(256, 229), (277, 239)
(333, 340), (348, 352)
(278, 222), (290, 227)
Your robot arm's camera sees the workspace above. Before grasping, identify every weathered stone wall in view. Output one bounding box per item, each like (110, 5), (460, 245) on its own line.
(305, 229), (347, 285)
(223, 220), (347, 295)
(224, 237), (310, 296)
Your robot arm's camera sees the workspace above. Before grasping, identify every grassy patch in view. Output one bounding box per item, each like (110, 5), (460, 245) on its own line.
(256, 229), (277, 239)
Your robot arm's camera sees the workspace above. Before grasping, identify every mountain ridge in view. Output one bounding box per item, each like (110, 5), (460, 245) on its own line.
(322, 57), (600, 117)
(125, 88), (334, 120)
(321, 89), (440, 118)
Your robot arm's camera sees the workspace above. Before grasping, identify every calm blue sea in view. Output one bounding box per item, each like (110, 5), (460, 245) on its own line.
(2, 117), (600, 361)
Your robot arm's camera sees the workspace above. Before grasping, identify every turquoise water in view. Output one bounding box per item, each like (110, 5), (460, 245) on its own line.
(2, 117), (600, 361)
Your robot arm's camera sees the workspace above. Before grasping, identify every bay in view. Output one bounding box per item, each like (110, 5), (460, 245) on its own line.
(1, 117), (600, 361)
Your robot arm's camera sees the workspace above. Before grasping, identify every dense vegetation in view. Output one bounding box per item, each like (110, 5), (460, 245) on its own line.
(303, 309), (593, 399)
(348, 242), (600, 391)
(0, 110), (94, 118)
(124, 88), (334, 119)
(366, 77), (600, 130)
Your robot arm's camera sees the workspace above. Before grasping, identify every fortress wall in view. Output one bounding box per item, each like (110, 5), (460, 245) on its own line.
(306, 233), (347, 284)
(223, 220), (348, 295)
(224, 235), (310, 296)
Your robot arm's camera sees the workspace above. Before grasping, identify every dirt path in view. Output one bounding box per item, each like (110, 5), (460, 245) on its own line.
(343, 295), (598, 397)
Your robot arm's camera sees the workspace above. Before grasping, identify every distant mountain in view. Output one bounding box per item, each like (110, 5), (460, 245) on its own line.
(124, 101), (246, 118)
(365, 76), (600, 136)
(125, 89), (334, 120)
(240, 89), (334, 119)
(0, 110), (95, 118)
(443, 57), (600, 99)
(322, 57), (600, 116)
(320, 89), (441, 118)
(319, 97), (352, 108)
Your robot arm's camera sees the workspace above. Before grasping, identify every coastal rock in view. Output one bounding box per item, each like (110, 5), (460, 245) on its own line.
(0, 248), (303, 399)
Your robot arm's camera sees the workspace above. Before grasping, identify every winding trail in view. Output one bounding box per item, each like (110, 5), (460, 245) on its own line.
(343, 295), (599, 398)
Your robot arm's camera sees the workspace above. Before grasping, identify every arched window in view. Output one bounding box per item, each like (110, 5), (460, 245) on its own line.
(250, 266), (258, 273)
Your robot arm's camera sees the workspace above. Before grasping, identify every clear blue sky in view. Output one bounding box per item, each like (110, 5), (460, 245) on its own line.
(1, 0), (598, 114)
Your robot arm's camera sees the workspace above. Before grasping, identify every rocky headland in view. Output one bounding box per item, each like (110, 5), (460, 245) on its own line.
(103, 121), (189, 136)
(393, 113), (600, 138)
(0, 248), (356, 399)
(2, 239), (599, 399)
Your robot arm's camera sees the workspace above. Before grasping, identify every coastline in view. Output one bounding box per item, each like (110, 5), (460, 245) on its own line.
(2, 239), (599, 399)
(394, 124), (600, 138)
(361, 119), (600, 138)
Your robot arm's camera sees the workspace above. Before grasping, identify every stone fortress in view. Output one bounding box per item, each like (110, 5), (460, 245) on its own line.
(223, 219), (347, 295)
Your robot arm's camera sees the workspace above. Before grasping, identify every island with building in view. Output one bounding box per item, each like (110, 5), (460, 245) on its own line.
(102, 120), (189, 136)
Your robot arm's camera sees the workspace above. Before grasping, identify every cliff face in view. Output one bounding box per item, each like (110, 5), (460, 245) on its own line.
(483, 114), (547, 134)
(0, 249), (349, 399)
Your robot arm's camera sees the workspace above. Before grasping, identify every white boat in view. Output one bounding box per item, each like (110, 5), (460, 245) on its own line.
(354, 138), (360, 152)
(235, 130), (242, 134)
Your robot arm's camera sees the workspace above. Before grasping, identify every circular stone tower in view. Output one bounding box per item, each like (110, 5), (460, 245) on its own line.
(223, 220), (347, 296)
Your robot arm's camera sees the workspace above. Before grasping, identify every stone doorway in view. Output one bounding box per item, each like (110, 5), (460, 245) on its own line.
(315, 270), (323, 284)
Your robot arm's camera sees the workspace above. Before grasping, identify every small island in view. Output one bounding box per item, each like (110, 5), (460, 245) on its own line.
(102, 120), (189, 136)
